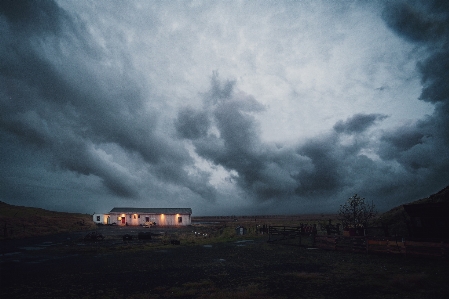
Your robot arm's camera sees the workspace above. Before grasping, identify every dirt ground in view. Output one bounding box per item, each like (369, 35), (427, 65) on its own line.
(1, 225), (449, 299)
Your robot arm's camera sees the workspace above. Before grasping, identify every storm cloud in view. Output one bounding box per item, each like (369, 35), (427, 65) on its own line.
(1, 0), (448, 215)
(0, 0), (216, 208)
(333, 114), (388, 134)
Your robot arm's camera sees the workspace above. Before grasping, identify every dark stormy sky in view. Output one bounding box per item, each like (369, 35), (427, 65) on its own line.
(1, 0), (448, 215)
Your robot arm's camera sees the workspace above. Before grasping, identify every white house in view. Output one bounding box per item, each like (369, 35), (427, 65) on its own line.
(93, 208), (192, 226)
(93, 213), (111, 225)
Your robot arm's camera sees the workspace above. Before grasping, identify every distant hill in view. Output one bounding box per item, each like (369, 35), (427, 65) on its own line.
(0, 201), (96, 239)
(372, 185), (449, 237)
(407, 185), (449, 204)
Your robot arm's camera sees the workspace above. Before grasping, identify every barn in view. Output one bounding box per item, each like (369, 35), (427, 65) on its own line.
(93, 208), (192, 226)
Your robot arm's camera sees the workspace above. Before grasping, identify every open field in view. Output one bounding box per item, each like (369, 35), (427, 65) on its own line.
(0, 201), (96, 239)
(1, 223), (449, 299)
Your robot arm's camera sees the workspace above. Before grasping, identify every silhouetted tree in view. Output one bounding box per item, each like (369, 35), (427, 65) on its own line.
(338, 194), (376, 229)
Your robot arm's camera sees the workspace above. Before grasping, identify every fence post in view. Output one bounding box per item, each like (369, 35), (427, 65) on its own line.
(268, 226), (271, 242)
(442, 241), (445, 257)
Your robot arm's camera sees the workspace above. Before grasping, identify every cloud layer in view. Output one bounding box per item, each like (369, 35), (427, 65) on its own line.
(1, 0), (448, 215)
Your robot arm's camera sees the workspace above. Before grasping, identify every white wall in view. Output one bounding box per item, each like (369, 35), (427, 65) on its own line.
(108, 213), (191, 226)
(92, 214), (110, 224)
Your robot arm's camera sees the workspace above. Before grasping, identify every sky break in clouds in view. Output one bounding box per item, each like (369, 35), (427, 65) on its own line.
(0, 0), (448, 215)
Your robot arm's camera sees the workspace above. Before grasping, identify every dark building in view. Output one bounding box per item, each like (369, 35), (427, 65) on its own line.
(403, 202), (449, 241)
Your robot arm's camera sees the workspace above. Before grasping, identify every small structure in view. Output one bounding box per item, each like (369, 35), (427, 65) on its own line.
(93, 207), (192, 226)
(235, 226), (247, 235)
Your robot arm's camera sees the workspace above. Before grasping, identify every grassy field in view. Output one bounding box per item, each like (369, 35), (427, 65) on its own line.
(2, 189), (449, 298)
(0, 201), (96, 239)
(2, 223), (449, 299)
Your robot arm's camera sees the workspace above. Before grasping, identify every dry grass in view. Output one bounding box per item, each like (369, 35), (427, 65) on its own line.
(390, 273), (429, 290)
(0, 201), (96, 239)
(4, 221), (449, 299)
(3, 201), (449, 298)
(284, 271), (324, 280)
(165, 281), (271, 299)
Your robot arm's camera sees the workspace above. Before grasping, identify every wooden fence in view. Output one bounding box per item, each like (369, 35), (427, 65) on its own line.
(268, 225), (316, 247)
(268, 225), (449, 258)
(314, 235), (449, 258)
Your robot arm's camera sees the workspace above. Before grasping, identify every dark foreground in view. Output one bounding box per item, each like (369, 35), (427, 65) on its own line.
(1, 226), (449, 299)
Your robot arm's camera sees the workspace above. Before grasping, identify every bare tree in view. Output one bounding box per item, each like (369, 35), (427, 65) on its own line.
(338, 194), (376, 229)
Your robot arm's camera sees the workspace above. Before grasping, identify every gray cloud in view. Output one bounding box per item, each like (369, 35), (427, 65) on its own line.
(419, 52), (449, 104)
(0, 0), (217, 203)
(1, 0), (448, 215)
(295, 135), (344, 196)
(0, 0), (69, 35)
(182, 75), (310, 202)
(184, 64), (448, 209)
(383, 0), (448, 42)
(333, 113), (388, 134)
(183, 76), (380, 202)
(375, 0), (449, 194)
(175, 107), (210, 139)
(379, 126), (425, 157)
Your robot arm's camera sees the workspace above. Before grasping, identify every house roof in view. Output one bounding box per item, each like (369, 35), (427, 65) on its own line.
(109, 207), (192, 214)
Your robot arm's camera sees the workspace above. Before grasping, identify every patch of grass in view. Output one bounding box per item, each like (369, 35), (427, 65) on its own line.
(161, 281), (271, 299)
(390, 273), (428, 290)
(182, 279), (215, 289)
(284, 271), (324, 280)
(5, 237), (449, 299)
(0, 201), (96, 239)
(4, 210), (449, 299)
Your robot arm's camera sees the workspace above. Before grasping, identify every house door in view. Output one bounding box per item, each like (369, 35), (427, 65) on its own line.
(107, 216), (110, 224)
(121, 217), (126, 224)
